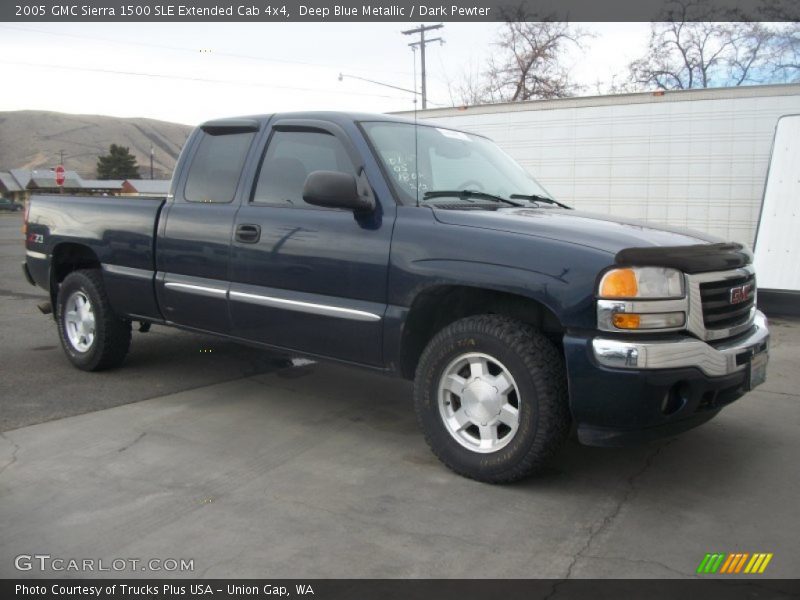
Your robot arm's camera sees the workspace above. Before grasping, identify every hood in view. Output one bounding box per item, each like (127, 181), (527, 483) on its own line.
(432, 207), (721, 255)
(432, 207), (753, 272)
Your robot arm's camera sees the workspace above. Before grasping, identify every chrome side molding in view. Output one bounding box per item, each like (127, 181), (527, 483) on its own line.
(164, 281), (227, 298)
(229, 290), (381, 322)
(162, 277), (382, 322)
(102, 264), (153, 280)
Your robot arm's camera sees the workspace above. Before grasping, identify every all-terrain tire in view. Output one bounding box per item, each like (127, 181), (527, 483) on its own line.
(56, 269), (131, 371)
(414, 315), (570, 483)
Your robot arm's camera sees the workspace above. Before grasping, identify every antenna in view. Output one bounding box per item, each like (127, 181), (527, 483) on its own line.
(412, 45), (420, 207)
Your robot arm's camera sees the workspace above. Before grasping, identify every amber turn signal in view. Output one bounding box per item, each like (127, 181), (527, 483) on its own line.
(612, 313), (642, 329)
(611, 312), (686, 330)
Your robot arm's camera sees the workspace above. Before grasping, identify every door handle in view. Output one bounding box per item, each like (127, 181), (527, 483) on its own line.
(235, 224), (261, 243)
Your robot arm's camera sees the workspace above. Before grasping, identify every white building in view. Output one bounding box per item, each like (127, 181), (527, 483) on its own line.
(401, 84), (800, 249)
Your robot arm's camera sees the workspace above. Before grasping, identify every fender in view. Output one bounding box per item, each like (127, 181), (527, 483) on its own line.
(387, 208), (615, 332)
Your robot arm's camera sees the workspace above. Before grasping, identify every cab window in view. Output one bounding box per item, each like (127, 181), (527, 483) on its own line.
(184, 131), (255, 203)
(252, 130), (355, 207)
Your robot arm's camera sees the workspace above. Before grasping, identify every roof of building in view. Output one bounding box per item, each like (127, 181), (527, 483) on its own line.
(0, 172), (23, 192)
(394, 82), (800, 119)
(1, 169), (171, 193)
(123, 179), (171, 194)
(81, 179), (125, 190)
(27, 177), (83, 189)
(26, 169), (83, 189)
(9, 169), (32, 188)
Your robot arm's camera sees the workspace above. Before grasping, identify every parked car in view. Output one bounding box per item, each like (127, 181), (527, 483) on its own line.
(0, 197), (23, 211)
(22, 112), (769, 483)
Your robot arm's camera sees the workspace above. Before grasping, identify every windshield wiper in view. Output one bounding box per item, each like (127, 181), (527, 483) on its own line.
(509, 193), (571, 209)
(422, 190), (526, 207)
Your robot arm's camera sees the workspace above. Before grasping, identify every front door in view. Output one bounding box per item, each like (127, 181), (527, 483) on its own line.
(228, 121), (393, 365)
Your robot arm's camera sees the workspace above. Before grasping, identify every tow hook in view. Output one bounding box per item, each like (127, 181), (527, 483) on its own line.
(138, 321), (151, 333)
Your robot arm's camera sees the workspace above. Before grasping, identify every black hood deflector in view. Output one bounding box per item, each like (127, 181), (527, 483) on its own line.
(615, 243), (751, 274)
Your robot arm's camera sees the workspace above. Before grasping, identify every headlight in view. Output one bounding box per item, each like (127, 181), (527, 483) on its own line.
(597, 267), (687, 333)
(598, 267), (684, 299)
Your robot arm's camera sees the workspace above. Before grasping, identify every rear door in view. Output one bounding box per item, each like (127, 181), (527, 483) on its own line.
(156, 121), (258, 333)
(228, 119), (393, 365)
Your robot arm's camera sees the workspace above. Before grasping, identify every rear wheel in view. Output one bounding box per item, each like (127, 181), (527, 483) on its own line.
(414, 315), (569, 483)
(57, 269), (131, 371)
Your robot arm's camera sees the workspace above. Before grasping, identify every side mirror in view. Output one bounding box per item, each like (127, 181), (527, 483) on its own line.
(302, 171), (375, 213)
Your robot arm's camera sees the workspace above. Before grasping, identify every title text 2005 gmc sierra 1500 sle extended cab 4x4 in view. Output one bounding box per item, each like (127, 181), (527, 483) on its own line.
(22, 112), (770, 483)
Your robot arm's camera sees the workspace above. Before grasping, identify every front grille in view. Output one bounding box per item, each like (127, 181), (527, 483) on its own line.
(699, 273), (756, 330)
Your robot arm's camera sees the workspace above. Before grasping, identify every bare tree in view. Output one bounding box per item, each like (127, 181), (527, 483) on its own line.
(759, 0), (800, 82)
(772, 23), (799, 81)
(629, 0), (799, 90)
(447, 60), (487, 107)
(451, 9), (590, 105)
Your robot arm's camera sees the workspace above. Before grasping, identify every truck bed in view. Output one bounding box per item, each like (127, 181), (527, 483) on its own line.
(25, 193), (167, 320)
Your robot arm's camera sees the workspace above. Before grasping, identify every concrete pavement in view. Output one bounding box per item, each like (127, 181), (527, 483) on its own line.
(1, 330), (798, 578)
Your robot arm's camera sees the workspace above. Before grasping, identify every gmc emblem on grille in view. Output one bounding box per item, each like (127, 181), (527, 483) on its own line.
(729, 283), (753, 305)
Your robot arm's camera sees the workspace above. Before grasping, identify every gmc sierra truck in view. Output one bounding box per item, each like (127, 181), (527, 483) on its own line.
(22, 112), (770, 483)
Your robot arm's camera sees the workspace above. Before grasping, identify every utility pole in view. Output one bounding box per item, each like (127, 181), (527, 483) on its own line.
(402, 24), (444, 109)
(150, 145), (154, 179)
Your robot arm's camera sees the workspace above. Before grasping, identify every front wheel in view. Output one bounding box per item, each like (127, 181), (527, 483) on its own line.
(414, 315), (570, 483)
(57, 269), (131, 371)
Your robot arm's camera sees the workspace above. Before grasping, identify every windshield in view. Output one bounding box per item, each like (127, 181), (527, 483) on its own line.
(362, 121), (556, 206)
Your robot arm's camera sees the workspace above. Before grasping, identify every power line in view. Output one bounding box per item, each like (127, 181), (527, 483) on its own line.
(0, 59), (411, 102)
(402, 24), (444, 109)
(337, 73), (448, 107)
(339, 73), (419, 95)
(0, 24), (415, 78)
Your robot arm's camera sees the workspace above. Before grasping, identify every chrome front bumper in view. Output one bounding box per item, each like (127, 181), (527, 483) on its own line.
(592, 310), (769, 377)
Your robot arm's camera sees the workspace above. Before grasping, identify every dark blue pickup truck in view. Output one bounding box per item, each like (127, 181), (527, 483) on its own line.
(22, 112), (770, 482)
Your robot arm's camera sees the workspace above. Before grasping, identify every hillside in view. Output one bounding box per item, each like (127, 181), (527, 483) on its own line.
(0, 111), (193, 179)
